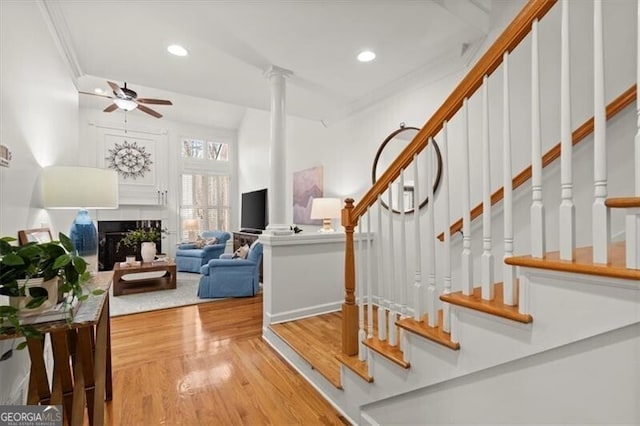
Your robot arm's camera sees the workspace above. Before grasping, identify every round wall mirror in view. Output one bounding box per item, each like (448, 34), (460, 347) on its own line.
(372, 124), (443, 214)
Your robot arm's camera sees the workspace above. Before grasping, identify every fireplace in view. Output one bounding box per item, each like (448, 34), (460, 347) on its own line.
(98, 220), (162, 271)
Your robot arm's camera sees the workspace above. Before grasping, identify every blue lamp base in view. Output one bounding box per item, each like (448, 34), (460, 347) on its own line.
(69, 209), (98, 271)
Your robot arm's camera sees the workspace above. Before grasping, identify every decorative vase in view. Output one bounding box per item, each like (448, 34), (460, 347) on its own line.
(9, 277), (59, 315)
(141, 241), (156, 263)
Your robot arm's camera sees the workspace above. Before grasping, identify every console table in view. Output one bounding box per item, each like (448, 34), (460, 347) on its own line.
(233, 231), (263, 282)
(0, 272), (113, 425)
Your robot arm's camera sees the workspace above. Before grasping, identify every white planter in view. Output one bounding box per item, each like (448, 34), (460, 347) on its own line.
(9, 277), (58, 315)
(141, 241), (157, 263)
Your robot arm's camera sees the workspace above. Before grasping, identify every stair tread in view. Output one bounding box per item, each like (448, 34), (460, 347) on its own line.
(440, 282), (533, 324)
(363, 337), (410, 369)
(506, 242), (640, 280)
(606, 196), (640, 208)
(396, 310), (460, 350)
(335, 353), (374, 383)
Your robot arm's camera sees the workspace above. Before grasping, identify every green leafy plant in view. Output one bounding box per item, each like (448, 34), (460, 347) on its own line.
(118, 227), (162, 252)
(0, 233), (103, 360)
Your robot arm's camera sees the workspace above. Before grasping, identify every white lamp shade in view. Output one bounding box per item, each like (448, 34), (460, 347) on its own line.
(42, 166), (119, 209)
(310, 198), (342, 220)
(183, 219), (199, 230)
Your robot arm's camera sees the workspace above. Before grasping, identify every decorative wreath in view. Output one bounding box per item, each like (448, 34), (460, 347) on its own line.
(105, 140), (153, 179)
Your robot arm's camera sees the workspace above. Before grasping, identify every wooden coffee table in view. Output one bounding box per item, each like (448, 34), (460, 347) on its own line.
(112, 260), (177, 296)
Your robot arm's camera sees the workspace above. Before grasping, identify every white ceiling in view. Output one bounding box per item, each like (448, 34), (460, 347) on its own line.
(46, 0), (492, 129)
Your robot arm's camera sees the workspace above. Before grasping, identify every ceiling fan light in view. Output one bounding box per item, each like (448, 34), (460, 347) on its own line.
(357, 50), (376, 62)
(167, 44), (188, 57)
(113, 98), (138, 111)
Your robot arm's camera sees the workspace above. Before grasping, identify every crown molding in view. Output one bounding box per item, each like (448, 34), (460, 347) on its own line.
(37, 0), (83, 88)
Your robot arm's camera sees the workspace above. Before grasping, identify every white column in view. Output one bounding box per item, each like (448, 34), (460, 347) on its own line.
(593, 0), (610, 263)
(503, 52), (516, 306)
(426, 140), (437, 327)
(366, 208), (373, 338)
(461, 98), (473, 295)
(441, 122), (452, 332)
(412, 154), (424, 321)
(399, 169), (408, 318)
(387, 183), (398, 346)
(531, 19), (546, 258)
(376, 195), (387, 341)
(357, 221), (366, 361)
(559, 0), (576, 261)
(481, 75), (494, 301)
(265, 66), (292, 231)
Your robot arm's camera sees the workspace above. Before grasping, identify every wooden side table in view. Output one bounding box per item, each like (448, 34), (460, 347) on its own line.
(1, 272), (113, 426)
(112, 260), (177, 296)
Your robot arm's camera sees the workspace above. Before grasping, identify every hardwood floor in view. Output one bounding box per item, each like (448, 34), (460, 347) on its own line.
(102, 294), (349, 425)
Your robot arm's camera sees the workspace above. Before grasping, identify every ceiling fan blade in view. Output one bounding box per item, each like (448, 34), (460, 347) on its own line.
(107, 81), (126, 98)
(103, 103), (119, 113)
(79, 91), (114, 100)
(137, 103), (162, 118)
(137, 98), (173, 105)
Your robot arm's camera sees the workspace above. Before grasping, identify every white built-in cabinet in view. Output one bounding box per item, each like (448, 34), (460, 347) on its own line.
(91, 123), (169, 205)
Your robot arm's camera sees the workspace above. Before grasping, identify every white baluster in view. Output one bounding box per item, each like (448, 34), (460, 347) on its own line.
(399, 169), (408, 318)
(387, 182), (397, 345)
(426, 139), (437, 327)
(637, 0), (640, 196)
(441, 122), (452, 332)
(413, 154), (424, 321)
(627, 0), (640, 269)
(481, 75), (494, 300)
(593, 0), (610, 264)
(366, 208), (373, 338)
(560, 0), (576, 262)
(531, 18), (546, 258)
(503, 52), (516, 306)
(357, 220), (366, 361)
(461, 98), (473, 295)
(376, 195), (387, 341)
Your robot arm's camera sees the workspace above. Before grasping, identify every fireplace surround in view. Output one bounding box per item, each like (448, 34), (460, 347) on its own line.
(98, 220), (162, 271)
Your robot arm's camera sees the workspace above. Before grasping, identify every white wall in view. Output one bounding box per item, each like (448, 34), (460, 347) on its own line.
(362, 322), (640, 425)
(0, 0), (80, 404)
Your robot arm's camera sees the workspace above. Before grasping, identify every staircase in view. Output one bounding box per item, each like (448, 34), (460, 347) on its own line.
(263, 0), (640, 424)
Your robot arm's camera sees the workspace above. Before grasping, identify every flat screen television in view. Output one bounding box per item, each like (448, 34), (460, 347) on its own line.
(241, 188), (268, 233)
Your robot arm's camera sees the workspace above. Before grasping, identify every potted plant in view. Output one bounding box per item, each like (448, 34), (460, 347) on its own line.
(0, 233), (101, 360)
(118, 227), (162, 263)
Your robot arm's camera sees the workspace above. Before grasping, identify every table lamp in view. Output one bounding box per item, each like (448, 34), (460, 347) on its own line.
(183, 218), (199, 242)
(310, 198), (342, 233)
(42, 166), (119, 271)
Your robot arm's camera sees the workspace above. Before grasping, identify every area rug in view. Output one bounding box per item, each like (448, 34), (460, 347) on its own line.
(109, 272), (224, 317)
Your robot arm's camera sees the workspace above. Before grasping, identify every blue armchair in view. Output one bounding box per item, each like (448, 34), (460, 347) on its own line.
(175, 230), (231, 273)
(197, 241), (263, 298)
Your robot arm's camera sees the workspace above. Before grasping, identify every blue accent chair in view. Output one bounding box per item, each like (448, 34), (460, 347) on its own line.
(197, 241), (263, 298)
(175, 231), (231, 273)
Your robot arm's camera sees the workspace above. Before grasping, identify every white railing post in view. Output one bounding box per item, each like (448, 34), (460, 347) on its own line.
(376, 195), (387, 341)
(559, 0), (576, 262)
(461, 98), (473, 295)
(503, 51), (516, 306)
(357, 220), (366, 361)
(426, 139), (437, 327)
(593, 0), (610, 264)
(531, 18), (546, 258)
(627, 0), (640, 269)
(413, 154), (424, 321)
(387, 183), (398, 345)
(441, 122), (452, 332)
(637, 0), (640, 197)
(366, 208), (373, 338)
(399, 169), (408, 318)
(481, 75), (494, 300)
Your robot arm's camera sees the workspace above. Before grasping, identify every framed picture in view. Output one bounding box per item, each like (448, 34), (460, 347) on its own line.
(293, 166), (323, 225)
(18, 228), (53, 246)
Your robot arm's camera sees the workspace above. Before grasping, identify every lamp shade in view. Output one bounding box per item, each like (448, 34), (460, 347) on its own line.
(42, 166), (119, 209)
(183, 219), (199, 231)
(310, 198), (342, 220)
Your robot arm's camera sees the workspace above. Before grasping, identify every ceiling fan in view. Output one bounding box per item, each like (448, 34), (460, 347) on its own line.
(80, 81), (172, 118)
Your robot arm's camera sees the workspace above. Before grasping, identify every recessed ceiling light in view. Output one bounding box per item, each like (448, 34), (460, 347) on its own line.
(94, 88), (105, 95)
(357, 50), (376, 62)
(167, 44), (188, 57)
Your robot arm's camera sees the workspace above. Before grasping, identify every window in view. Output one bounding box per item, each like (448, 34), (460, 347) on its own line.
(182, 139), (228, 161)
(180, 174), (230, 239)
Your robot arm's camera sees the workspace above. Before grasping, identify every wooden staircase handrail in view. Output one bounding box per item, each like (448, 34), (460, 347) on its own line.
(347, 0), (558, 223)
(437, 84), (637, 241)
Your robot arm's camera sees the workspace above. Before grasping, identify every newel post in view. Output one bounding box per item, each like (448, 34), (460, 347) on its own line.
(342, 198), (359, 356)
